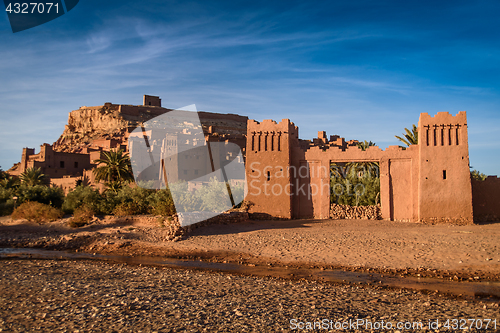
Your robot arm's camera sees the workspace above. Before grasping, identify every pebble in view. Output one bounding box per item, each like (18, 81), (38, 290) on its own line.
(0, 260), (498, 332)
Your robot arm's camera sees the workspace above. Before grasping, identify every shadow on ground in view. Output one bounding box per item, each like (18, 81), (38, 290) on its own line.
(186, 218), (325, 238)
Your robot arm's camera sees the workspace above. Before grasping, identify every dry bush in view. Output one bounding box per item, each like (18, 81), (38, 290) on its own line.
(150, 189), (176, 216)
(113, 202), (141, 217)
(11, 201), (63, 223)
(69, 205), (95, 228)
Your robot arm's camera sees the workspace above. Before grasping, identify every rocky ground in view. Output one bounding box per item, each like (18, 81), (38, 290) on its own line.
(1, 216), (499, 332)
(0, 259), (499, 332)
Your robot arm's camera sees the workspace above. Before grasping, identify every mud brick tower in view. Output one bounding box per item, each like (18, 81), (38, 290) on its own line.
(245, 119), (299, 218)
(417, 111), (473, 223)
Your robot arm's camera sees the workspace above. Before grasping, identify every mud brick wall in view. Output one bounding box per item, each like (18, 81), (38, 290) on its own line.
(472, 177), (500, 222)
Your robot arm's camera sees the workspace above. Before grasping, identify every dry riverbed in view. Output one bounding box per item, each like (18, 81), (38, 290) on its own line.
(0, 216), (499, 281)
(1, 216), (500, 332)
(0, 259), (499, 332)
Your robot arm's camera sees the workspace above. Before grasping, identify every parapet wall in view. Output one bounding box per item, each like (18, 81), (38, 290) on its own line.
(247, 119), (298, 153)
(418, 111), (468, 147)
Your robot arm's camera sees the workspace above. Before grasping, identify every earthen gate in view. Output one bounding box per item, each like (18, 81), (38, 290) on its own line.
(245, 111), (474, 224)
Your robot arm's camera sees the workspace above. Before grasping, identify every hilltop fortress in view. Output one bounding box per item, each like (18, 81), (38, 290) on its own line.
(9, 95), (500, 223)
(9, 95), (247, 192)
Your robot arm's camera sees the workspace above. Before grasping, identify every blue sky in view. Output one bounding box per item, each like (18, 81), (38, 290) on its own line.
(1, 0), (499, 175)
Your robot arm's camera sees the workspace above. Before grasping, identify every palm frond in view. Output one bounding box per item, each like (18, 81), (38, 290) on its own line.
(395, 135), (410, 147)
(92, 149), (134, 186)
(20, 167), (45, 186)
(396, 124), (418, 146)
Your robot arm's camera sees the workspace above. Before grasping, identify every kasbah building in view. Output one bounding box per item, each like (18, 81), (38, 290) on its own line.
(8, 95), (500, 224)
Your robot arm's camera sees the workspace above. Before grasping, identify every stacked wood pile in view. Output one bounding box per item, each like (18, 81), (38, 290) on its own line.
(330, 203), (381, 220)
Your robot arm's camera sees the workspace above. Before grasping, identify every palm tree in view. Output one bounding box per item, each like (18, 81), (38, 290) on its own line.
(93, 150), (134, 191)
(470, 169), (487, 181)
(0, 176), (20, 189)
(330, 163), (345, 179)
(395, 124), (418, 146)
(330, 141), (380, 180)
(356, 140), (376, 151)
(347, 141), (379, 178)
(20, 167), (45, 186)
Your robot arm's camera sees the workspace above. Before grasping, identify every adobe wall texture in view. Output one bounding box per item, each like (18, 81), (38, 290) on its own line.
(245, 111), (478, 224)
(417, 112), (473, 224)
(245, 119), (298, 219)
(11, 143), (94, 179)
(472, 176), (500, 222)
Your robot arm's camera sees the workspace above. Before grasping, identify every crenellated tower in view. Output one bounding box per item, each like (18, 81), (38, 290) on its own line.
(417, 111), (473, 224)
(245, 119), (298, 218)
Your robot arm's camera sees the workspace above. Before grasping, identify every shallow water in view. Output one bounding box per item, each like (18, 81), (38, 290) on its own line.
(1, 248), (499, 301)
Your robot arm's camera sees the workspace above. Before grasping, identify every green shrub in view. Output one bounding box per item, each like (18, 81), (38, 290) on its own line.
(0, 176), (20, 189)
(11, 201), (63, 223)
(62, 184), (182, 217)
(163, 179), (244, 214)
(330, 164), (380, 206)
(169, 182), (203, 213)
(0, 187), (13, 203)
(114, 186), (154, 215)
(197, 179), (232, 212)
(62, 185), (103, 214)
(0, 200), (15, 216)
(150, 189), (176, 216)
(98, 191), (119, 215)
(0, 187), (16, 216)
(228, 183), (245, 208)
(68, 205), (95, 228)
(17, 185), (64, 208)
(471, 169), (487, 181)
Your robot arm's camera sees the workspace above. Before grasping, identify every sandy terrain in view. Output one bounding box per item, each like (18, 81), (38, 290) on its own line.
(1, 216), (499, 281)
